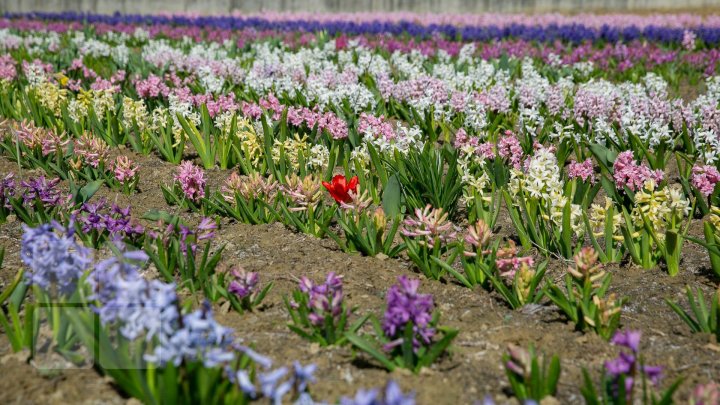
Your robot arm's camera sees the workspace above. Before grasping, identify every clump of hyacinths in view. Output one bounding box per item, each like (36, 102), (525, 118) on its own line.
(108, 155), (139, 194)
(345, 276), (458, 373)
(73, 199), (145, 248)
(581, 330), (681, 405)
(340, 380), (415, 405)
(215, 265), (273, 314)
(17, 221), (91, 355)
(503, 344), (561, 402)
(163, 161), (210, 212)
(0, 173), (15, 222)
(69, 132), (111, 181)
(401, 204), (458, 280)
(681, 164), (720, 216)
(0, 121), (70, 179)
(504, 147), (584, 258)
(211, 172), (279, 224)
(618, 179), (692, 275)
(584, 197), (625, 264)
(72, 246), (319, 404)
(480, 240), (546, 310)
(323, 175), (403, 258)
(545, 247), (625, 339)
(143, 212), (225, 297)
(438, 219), (499, 288)
(689, 382), (720, 405)
(691, 206), (720, 277)
(666, 285), (719, 341)
(284, 273), (367, 347)
(277, 173), (335, 238)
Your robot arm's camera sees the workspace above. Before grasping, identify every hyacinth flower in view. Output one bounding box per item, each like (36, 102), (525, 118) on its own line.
(503, 147), (583, 259)
(284, 272), (367, 346)
(676, 163), (720, 217)
(277, 173), (335, 238)
(580, 330), (681, 405)
(217, 265), (273, 314)
(340, 380), (416, 405)
(689, 382), (720, 405)
(0, 172), (15, 222)
(583, 197), (625, 264)
(74, 199), (145, 248)
(503, 344), (561, 401)
(69, 244), (318, 405)
(143, 211), (225, 296)
(109, 155), (139, 194)
(617, 179), (692, 275)
(400, 204), (458, 280)
(545, 247), (626, 339)
(70, 132), (110, 182)
(691, 206), (720, 277)
(11, 221), (92, 354)
(566, 158), (601, 207)
(0, 121), (71, 179)
(163, 160), (211, 213)
(345, 276), (458, 373)
(666, 285), (719, 341)
(437, 219), (500, 288)
(211, 172), (279, 225)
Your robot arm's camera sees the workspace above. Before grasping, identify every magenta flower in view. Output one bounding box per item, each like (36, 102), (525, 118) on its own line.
(613, 151), (664, 192)
(175, 161), (206, 202)
(691, 164), (720, 197)
(112, 156), (139, 184)
(497, 131), (523, 169)
(567, 158), (596, 183)
(381, 276), (435, 352)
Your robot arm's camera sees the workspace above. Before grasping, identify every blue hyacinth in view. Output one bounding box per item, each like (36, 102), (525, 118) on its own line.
(21, 221), (91, 295)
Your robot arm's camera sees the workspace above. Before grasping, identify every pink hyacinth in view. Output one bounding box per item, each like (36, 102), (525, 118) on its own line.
(567, 158), (596, 183)
(682, 29), (697, 51)
(112, 156), (139, 184)
(691, 164), (720, 197)
(74, 133), (109, 168)
(175, 161), (206, 202)
(497, 131), (524, 169)
(612, 151), (664, 192)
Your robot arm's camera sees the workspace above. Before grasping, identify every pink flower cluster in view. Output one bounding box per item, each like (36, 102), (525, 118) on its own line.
(612, 151), (664, 192)
(495, 241), (534, 279)
(358, 113), (396, 140)
(453, 129), (495, 159)
(567, 158), (596, 183)
(0, 54), (16, 81)
(175, 161), (206, 202)
(401, 205), (457, 249)
(497, 131), (524, 169)
(74, 133), (109, 168)
(243, 94), (348, 139)
(112, 156), (139, 184)
(691, 164), (720, 197)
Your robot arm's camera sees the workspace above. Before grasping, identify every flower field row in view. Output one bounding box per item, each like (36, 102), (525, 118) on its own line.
(0, 12), (718, 404)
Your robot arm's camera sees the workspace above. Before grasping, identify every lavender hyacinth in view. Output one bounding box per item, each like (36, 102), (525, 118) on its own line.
(21, 221), (91, 295)
(0, 172), (15, 209)
(298, 272), (345, 327)
(604, 330), (663, 401)
(228, 266), (260, 299)
(340, 381), (416, 405)
(88, 248), (179, 342)
(382, 276), (435, 352)
(21, 176), (63, 206)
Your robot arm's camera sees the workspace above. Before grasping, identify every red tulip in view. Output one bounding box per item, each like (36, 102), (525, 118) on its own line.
(322, 174), (358, 204)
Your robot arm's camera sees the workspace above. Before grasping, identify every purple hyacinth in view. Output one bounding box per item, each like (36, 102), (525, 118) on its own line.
(0, 172), (15, 209)
(21, 221), (91, 295)
(381, 276), (435, 352)
(340, 380), (416, 405)
(604, 330), (663, 402)
(77, 200), (144, 239)
(298, 272), (344, 327)
(21, 176), (63, 206)
(228, 266), (260, 300)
